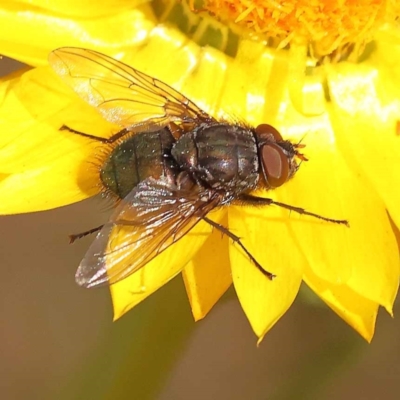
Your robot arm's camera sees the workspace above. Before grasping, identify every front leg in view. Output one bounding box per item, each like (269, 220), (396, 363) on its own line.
(237, 194), (349, 226)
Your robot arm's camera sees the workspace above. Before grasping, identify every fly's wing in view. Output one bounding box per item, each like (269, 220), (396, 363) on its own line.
(49, 47), (215, 130)
(75, 177), (220, 288)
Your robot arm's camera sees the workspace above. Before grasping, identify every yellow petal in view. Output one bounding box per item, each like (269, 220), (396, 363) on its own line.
(0, 67), (117, 213)
(287, 43), (327, 116)
(218, 40), (277, 124)
(0, 2), (154, 65)
(327, 59), (400, 229)
(175, 46), (230, 118)
(15, 0), (147, 17)
(281, 121), (399, 312)
(222, 38), (399, 338)
(182, 210), (232, 321)
(304, 270), (379, 342)
(111, 219), (212, 320)
(120, 25), (200, 89)
(244, 50), (400, 316)
(228, 205), (305, 341)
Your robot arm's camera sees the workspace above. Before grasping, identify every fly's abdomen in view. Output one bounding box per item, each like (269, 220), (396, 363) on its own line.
(100, 129), (176, 198)
(172, 123), (259, 192)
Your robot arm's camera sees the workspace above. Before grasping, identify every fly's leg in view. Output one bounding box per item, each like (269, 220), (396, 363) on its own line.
(70, 223), (147, 293)
(203, 216), (276, 280)
(238, 194), (350, 226)
(69, 224), (104, 243)
(60, 125), (130, 143)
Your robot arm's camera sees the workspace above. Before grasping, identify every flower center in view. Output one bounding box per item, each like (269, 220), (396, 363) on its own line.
(152, 0), (399, 63)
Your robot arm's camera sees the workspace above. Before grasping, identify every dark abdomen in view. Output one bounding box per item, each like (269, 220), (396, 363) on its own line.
(100, 129), (176, 198)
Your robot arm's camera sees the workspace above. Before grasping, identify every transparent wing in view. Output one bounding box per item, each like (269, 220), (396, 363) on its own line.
(75, 178), (220, 288)
(49, 47), (215, 130)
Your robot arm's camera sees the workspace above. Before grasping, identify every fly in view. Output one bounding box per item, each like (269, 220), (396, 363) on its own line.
(49, 47), (349, 288)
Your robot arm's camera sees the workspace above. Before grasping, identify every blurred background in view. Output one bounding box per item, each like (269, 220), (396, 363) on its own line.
(1, 57), (400, 400)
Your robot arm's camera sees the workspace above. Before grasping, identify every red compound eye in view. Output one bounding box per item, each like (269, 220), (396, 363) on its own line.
(261, 143), (290, 188)
(255, 124), (283, 142)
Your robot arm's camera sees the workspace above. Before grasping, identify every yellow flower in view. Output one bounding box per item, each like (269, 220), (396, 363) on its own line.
(1, 0), (399, 343)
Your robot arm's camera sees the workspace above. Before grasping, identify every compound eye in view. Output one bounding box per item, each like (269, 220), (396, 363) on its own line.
(255, 124), (283, 142)
(261, 143), (290, 188)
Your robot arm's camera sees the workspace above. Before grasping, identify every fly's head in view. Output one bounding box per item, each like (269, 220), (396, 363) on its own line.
(254, 124), (308, 189)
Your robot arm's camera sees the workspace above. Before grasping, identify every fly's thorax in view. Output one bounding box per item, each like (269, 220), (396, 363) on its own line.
(172, 123), (259, 193)
(100, 129), (177, 199)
